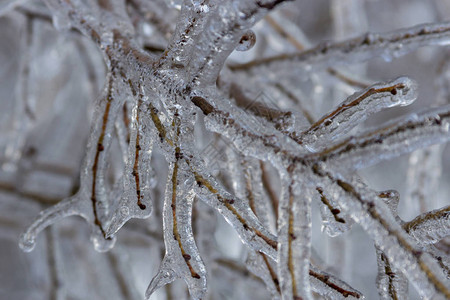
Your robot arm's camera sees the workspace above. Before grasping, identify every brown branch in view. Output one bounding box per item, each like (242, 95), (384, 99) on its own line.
(309, 268), (361, 298)
(132, 97), (146, 210)
(90, 74), (114, 238)
(287, 181), (299, 299)
(316, 187), (346, 224)
(380, 252), (400, 300)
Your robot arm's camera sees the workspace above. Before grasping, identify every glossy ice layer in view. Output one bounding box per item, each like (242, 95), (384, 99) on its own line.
(4, 0), (449, 299)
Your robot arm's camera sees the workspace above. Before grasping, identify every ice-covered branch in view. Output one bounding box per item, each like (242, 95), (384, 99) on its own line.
(296, 77), (417, 149)
(311, 168), (450, 298)
(230, 21), (450, 72)
(404, 205), (450, 246)
(11, 1), (450, 299)
(277, 172), (312, 299)
(146, 159), (207, 300)
(313, 105), (450, 170)
(20, 72), (128, 252)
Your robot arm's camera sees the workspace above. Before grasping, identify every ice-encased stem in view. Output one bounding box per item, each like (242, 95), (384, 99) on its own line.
(146, 158), (207, 300)
(230, 21), (450, 71)
(19, 72), (125, 252)
(297, 77), (417, 149)
(106, 93), (154, 237)
(404, 205), (450, 246)
(277, 173), (312, 300)
(375, 247), (408, 300)
(191, 165), (278, 260)
(312, 168), (450, 298)
(314, 105), (450, 170)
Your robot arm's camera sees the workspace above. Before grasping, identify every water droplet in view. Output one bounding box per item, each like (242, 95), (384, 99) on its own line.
(91, 233), (116, 252)
(236, 30), (256, 52)
(19, 233), (36, 252)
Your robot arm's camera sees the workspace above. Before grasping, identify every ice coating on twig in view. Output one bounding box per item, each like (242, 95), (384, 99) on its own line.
(191, 163), (278, 260)
(246, 251), (281, 299)
(230, 21), (450, 72)
(309, 264), (364, 299)
(277, 173), (312, 300)
(106, 96), (154, 237)
(240, 158), (280, 297)
(311, 168), (450, 299)
(317, 105), (450, 170)
(375, 248), (409, 300)
(404, 206), (450, 246)
(20, 75), (124, 252)
(375, 189), (408, 300)
(315, 186), (353, 237)
(298, 77), (417, 150)
(146, 160), (206, 300)
(11, 0), (450, 299)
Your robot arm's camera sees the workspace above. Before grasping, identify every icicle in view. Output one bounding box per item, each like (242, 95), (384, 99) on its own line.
(20, 73), (126, 252)
(106, 96), (153, 237)
(146, 160), (206, 300)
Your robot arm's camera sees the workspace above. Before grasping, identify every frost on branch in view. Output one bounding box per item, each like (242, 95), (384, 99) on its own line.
(0, 0), (449, 299)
